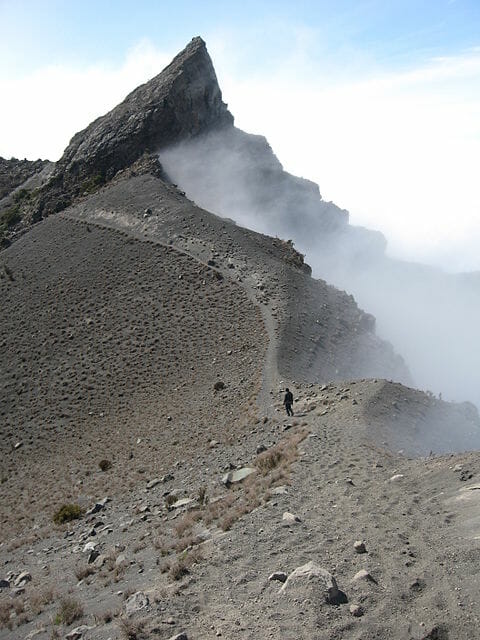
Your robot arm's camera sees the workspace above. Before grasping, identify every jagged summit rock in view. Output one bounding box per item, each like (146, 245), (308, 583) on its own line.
(55, 36), (232, 190)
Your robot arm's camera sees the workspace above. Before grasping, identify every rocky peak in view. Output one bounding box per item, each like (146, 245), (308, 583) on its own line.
(55, 36), (232, 191)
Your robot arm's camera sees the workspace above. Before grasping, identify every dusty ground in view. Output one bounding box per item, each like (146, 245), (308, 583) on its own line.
(1, 382), (480, 640)
(1, 173), (480, 640)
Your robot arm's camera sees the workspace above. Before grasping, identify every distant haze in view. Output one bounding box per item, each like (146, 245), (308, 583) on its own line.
(159, 129), (480, 410)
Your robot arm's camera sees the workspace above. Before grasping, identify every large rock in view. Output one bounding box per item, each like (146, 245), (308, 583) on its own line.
(52, 37), (232, 197)
(280, 561), (345, 604)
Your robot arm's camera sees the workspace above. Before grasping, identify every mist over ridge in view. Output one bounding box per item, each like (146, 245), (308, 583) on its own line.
(159, 127), (480, 409)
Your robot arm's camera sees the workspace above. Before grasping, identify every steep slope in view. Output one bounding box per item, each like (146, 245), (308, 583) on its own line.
(2, 37), (480, 640)
(158, 122), (480, 409)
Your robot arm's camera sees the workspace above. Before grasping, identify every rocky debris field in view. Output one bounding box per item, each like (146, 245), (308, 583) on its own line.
(1, 381), (480, 640)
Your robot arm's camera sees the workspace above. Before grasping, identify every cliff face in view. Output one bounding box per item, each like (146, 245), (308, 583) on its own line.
(0, 37), (234, 230)
(55, 37), (232, 189)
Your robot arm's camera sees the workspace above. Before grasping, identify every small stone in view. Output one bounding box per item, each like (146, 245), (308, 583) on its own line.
(87, 550), (99, 564)
(349, 604), (364, 617)
(171, 498), (194, 509)
(138, 504), (151, 513)
(85, 502), (106, 516)
(146, 478), (162, 489)
(271, 486), (288, 495)
(66, 625), (94, 640)
(14, 442), (23, 450)
(0, 579), (10, 588)
(167, 633), (188, 640)
(268, 572), (287, 583)
(256, 444), (267, 454)
(353, 541), (367, 554)
(221, 467), (256, 485)
(14, 571), (31, 587)
(389, 474), (404, 482)
(352, 569), (377, 584)
(282, 512), (301, 525)
(453, 464), (463, 472)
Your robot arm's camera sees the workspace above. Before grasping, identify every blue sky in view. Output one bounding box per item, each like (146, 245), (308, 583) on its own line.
(1, 1), (479, 271)
(2, 0), (480, 74)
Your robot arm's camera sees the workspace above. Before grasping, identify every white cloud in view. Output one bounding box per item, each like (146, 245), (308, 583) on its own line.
(213, 46), (480, 272)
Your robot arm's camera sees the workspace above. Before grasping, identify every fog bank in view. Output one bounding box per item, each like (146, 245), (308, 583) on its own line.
(159, 128), (480, 409)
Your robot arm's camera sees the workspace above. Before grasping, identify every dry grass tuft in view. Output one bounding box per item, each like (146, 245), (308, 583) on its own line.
(30, 586), (55, 615)
(174, 511), (200, 537)
(74, 565), (95, 581)
(118, 617), (146, 640)
(55, 597), (83, 625)
(167, 547), (203, 581)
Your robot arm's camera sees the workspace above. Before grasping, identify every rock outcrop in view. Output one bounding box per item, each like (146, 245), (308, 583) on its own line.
(54, 37), (232, 191)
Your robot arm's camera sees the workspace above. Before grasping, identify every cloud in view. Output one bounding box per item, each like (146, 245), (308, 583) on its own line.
(211, 45), (480, 271)
(0, 39), (172, 161)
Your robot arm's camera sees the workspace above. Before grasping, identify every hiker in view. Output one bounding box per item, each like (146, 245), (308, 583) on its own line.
(284, 387), (294, 416)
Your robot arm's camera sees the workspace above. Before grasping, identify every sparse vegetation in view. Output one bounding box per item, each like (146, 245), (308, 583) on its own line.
(197, 485), (208, 505)
(1, 205), (21, 228)
(167, 547), (203, 581)
(30, 587), (55, 615)
(53, 503), (84, 525)
(55, 597), (83, 625)
(81, 174), (105, 194)
(118, 617), (145, 640)
(13, 188), (31, 203)
(165, 494), (177, 508)
(214, 380), (225, 391)
(74, 564), (95, 581)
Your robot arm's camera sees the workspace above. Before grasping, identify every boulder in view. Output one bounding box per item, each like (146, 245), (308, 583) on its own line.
(282, 512), (301, 525)
(280, 561), (345, 604)
(221, 467), (256, 485)
(125, 591), (149, 617)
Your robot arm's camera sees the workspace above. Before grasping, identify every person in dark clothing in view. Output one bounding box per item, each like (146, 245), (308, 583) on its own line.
(284, 387), (294, 416)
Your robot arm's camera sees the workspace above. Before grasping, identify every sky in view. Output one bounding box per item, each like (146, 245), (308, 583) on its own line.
(0, 0), (479, 272)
